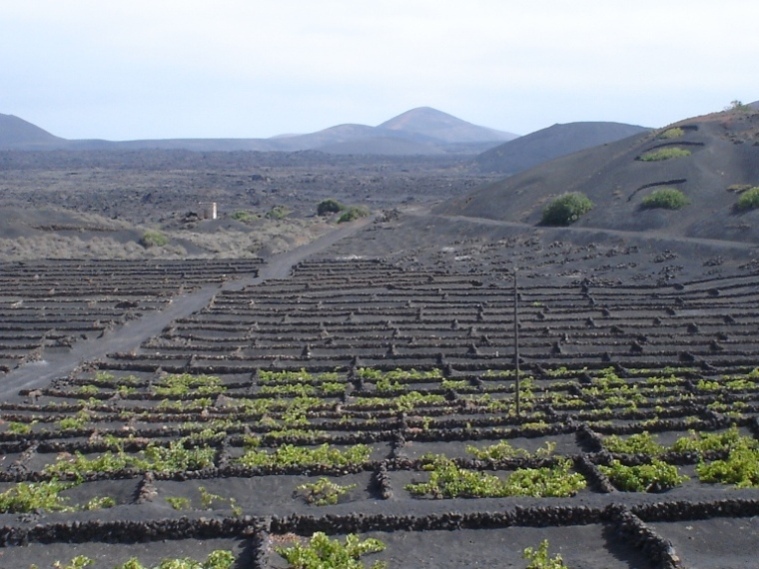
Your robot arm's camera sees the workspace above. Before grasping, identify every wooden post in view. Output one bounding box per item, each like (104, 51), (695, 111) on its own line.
(514, 267), (520, 416)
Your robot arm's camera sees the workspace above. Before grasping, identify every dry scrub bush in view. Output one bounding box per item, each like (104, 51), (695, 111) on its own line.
(0, 235), (186, 260)
(170, 218), (327, 258)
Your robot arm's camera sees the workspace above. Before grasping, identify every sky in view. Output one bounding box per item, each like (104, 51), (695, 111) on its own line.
(1, 1), (757, 141)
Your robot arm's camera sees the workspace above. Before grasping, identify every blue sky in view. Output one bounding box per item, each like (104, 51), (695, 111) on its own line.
(1, 1), (756, 140)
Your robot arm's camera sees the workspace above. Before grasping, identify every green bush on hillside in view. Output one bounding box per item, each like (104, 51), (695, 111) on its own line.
(541, 192), (593, 226)
(638, 147), (691, 161)
(641, 188), (690, 210)
(735, 187), (759, 212)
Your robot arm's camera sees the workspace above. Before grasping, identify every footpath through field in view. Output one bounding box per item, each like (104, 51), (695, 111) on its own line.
(414, 210), (759, 251)
(0, 216), (374, 401)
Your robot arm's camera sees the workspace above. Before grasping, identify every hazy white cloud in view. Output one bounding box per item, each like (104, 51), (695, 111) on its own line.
(1, 0), (757, 139)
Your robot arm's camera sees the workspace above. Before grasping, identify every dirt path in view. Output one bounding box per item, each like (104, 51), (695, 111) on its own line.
(416, 211), (759, 251)
(0, 217), (374, 401)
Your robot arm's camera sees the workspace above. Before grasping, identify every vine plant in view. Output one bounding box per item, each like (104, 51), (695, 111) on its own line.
(523, 539), (570, 569)
(406, 456), (585, 498)
(599, 459), (688, 492)
(276, 532), (386, 569)
(236, 443), (371, 469)
(294, 477), (356, 505)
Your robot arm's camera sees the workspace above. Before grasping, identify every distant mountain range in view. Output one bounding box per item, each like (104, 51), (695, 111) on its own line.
(0, 107), (518, 155)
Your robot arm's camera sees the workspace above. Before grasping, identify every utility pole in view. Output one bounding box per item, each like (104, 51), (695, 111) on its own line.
(513, 266), (520, 417)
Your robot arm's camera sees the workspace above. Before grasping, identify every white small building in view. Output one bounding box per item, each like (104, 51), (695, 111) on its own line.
(199, 202), (217, 220)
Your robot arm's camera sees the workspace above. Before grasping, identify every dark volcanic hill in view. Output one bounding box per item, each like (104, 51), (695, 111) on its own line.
(438, 107), (759, 243)
(377, 107), (516, 144)
(239, 107), (517, 154)
(475, 121), (651, 175)
(0, 113), (65, 149)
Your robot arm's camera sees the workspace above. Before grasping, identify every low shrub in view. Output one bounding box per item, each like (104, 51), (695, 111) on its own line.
(725, 100), (752, 112)
(406, 456), (585, 498)
(467, 440), (555, 460)
(338, 206), (370, 223)
(600, 459), (688, 492)
(603, 432), (665, 455)
(0, 480), (74, 513)
(295, 477), (356, 505)
(276, 532), (386, 569)
(727, 184), (753, 193)
(265, 205), (291, 220)
(523, 540), (569, 569)
(641, 188), (690, 210)
(671, 425), (757, 454)
(541, 192), (593, 226)
(48, 552), (235, 569)
(115, 550), (234, 569)
(735, 187), (759, 212)
(697, 447), (759, 487)
(638, 147), (691, 161)
(139, 230), (169, 248)
(658, 127), (685, 139)
(166, 496), (191, 510)
(317, 199), (345, 216)
(230, 210), (255, 223)
(236, 443), (371, 468)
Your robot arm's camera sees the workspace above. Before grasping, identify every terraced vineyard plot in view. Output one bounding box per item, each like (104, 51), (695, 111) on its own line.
(0, 259), (261, 376)
(129, 260), (759, 372)
(2, 259), (759, 567)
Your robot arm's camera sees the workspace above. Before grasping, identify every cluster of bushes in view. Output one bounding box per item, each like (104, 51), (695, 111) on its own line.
(317, 199), (370, 223)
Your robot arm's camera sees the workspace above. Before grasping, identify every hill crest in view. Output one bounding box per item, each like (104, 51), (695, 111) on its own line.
(0, 113), (64, 148)
(378, 107), (517, 143)
(440, 106), (759, 243)
(475, 121), (650, 175)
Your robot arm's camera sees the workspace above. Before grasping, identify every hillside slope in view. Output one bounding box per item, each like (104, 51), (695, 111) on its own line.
(438, 107), (759, 243)
(475, 121), (650, 174)
(0, 113), (65, 148)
